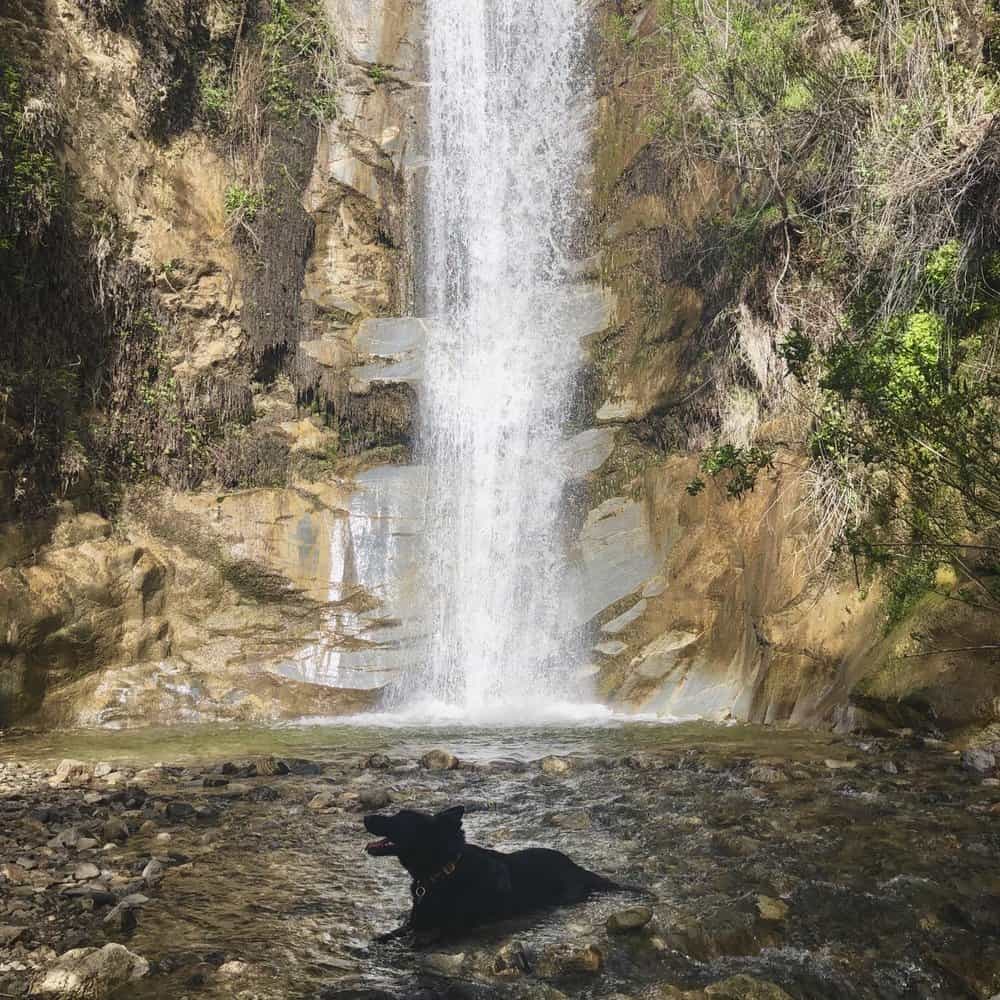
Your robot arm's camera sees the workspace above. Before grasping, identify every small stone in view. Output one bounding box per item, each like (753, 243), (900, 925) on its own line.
(547, 811), (591, 831)
(756, 895), (789, 921)
(0, 925), (25, 946)
(103, 818), (129, 842)
(155, 832), (172, 844)
(134, 768), (162, 784)
(535, 942), (603, 977)
(748, 765), (786, 784)
(73, 863), (101, 881)
(49, 759), (95, 787)
(308, 792), (337, 811)
(217, 960), (250, 976)
(249, 756), (289, 777)
(606, 906), (654, 933)
(1, 863), (29, 885)
(962, 748), (997, 775)
(824, 759), (858, 771)
(358, 787), (392, 810)
(420, 750), (460, 771)
(142, 859), (164, 884)
(103, 903), (139, 935)
(138, 821), (158, 836)
(76, 837), (99, 850)
(202, 777), (229, 788)
(364, 753), (392, 770)
(61, 884), (116, 907)
(492, 941), (529, 978)
(165, 801), (196, 822)
(93, 762), (114, 778)
(540, 756), (572, 775)
(50, 828), (80, 849)
(246, 786), (280, 803)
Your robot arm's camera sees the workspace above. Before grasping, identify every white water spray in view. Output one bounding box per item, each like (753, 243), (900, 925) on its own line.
(401, 0), (593, 719)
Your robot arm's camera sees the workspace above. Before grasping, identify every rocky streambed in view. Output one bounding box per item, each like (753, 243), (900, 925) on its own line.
(0, 723), (998, 1000)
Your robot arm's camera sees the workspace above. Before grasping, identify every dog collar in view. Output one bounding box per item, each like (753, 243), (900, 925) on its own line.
(412, 854), (463, 902)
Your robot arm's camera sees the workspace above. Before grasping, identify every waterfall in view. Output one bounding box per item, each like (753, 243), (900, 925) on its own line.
(403, 0), (593, 718)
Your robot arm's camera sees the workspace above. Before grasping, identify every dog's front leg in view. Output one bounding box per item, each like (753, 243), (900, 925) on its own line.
(410, 926), (442, 949)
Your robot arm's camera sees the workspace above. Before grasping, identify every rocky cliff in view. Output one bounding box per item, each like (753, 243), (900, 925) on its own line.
(0, 0), (425, 725)
(585, 0), (999, 741)
(0, 0), (996, 739)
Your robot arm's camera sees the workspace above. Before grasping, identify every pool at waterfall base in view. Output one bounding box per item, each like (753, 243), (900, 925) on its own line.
(1, 721), (998, 999)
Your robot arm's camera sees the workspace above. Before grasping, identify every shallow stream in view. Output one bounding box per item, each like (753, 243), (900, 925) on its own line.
(2, 721), (999, 999)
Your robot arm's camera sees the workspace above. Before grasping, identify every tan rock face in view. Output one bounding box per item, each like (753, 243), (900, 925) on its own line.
(0, 0), (422, 725)
(586, 9), (999, 735)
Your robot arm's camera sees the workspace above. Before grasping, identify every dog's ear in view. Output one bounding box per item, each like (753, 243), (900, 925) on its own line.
(435, 805), (465, 827)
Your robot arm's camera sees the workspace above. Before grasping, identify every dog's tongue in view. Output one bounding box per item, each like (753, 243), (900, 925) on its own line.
(366, 838), (393, 853)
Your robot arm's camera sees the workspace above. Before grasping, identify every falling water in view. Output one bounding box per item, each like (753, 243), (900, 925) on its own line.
(403, 0), (593, 719)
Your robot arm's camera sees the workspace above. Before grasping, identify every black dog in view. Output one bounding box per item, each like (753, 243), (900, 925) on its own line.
(364, 806), (632, 943)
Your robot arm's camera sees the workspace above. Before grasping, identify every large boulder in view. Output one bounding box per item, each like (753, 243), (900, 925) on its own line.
(31, 943), (148, 998)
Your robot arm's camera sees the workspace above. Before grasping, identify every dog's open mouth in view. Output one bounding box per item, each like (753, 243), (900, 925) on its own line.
(365, 837), (398, 856)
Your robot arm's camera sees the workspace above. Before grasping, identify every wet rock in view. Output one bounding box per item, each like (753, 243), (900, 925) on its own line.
(534, 942), (603, 977)
(165, 801), (196, 822)
(420, 750), (460, 771)
(49, 760), (95, 787)
(358, 787), (392, 810)
(308, 791), (337, 811)
(421, 952), (466, 976)
(202, 777), (229, 788)
(492, 940), (529, 978)
(756, 895), (789, 921)
(539, 756), (572, 775)
(184, 962), (216, 987)
(607, 906), (654, 933)
(0, 925), (25, 946)
(364, 753), (392, 770)
(704, 974), (794, 999)
(547, 810), (591, 831)
(50, 828), (80, 850)
(247, 785), (280, 803)
(103, 903), (139, 935)
(72, 863), (100, 881)
(249, 756), (289, 777)
(141, 859), (164, 885)
(217, 960), (250, 976)
(31, 942), (148, 997)
(1, 862), (30, 884)
(663, 905), (769, 960)
(60, 884), (116, 908)
(962, 748), (997, 775)
(283, 758), (322, 776)
(748, 765), (786, 784)
(824, 758), (858, 771)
